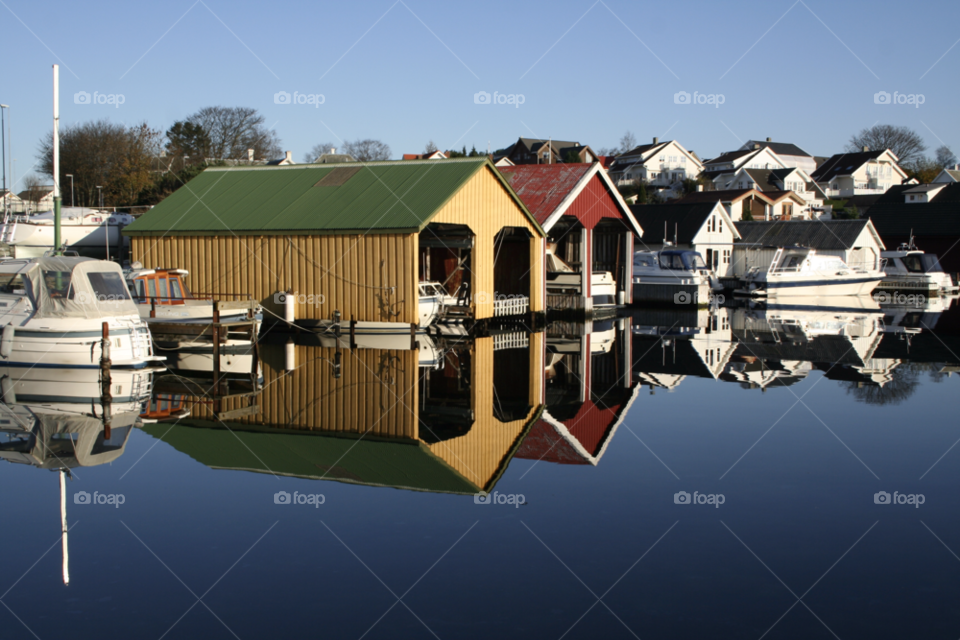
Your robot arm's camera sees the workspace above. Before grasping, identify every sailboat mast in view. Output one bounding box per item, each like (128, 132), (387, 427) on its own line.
(52, 64), (61, 255)
(60, 469), (69, 586)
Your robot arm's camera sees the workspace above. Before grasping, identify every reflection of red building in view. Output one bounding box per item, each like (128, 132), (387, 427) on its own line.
(516, 320), (639, 465)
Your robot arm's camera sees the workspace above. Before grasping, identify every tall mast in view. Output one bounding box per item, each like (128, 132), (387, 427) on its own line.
(60, 469), (69, 586)
(52, 64), (61, 254)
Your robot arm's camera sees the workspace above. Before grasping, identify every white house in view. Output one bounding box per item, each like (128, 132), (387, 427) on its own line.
(739, 139), (817, 175)
(630, 201), (740, 276)
(932, 165), (960, 183)
(673, 188), (773, 222)
(810, 149), (907, 198)
(701, 146), (787, 190)
(729, 167), (824, 214)
(731, 219), (886, 279)
(266, 150), (296, 165)
(609, 137), (703, 191)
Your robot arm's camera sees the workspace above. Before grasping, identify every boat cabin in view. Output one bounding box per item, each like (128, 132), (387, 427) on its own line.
(127, 268), (191, 305)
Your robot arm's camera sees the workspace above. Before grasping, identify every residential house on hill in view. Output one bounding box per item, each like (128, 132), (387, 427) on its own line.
(504, 137), (598, 165)
(866, 182), (960, 274)
(266, 151), (295, 165)
(732, 219), (885, 278)
(701, 146), (787, 190)
(402, 150), (447, 160)
(608, 137), (703, 196)
(312, 147), (356, 163)
(932, 165), (960, 183)
(739, 138), (817, 174)
(673, 188), (773, 222)
(810, 149), (906, 198)
(630, 202), (740, 276)
(16, 185), (54, 213)
(728, 167), (824, 215)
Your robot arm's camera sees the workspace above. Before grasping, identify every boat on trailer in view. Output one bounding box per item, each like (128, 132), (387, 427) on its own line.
(739, 246), (883, 297)
(0, 256), (165, 369)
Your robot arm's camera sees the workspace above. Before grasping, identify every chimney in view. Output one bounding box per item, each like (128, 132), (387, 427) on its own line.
(652, 137), (659, 145)
(862, 146), (869, 152)
(753, 143), (760, 150)
(247, 148), (255, 162)
(330, 147), (336, 154)
(766, 137), (772, 142)
(284, 150), (292, 163)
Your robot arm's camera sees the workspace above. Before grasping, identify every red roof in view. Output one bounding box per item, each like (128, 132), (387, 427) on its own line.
(515, 401), (624, 465)
(497, 163), (594, 225)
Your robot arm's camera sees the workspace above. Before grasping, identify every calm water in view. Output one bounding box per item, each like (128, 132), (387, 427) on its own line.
(3, 299), (960, 639)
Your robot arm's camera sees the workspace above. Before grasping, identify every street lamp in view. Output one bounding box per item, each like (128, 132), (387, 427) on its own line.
(65, 174), (74, 207)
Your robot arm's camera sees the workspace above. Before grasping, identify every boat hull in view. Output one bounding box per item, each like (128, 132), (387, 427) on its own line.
(758, 275), (882, 297)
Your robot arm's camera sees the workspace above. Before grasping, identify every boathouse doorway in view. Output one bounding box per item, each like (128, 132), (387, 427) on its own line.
(492, 227), (533, 317)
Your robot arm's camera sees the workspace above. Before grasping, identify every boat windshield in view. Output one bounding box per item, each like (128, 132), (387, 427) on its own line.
(902, 254), (925, 272)
(0, 274), (28, 295)
(42, 270), (75, 300)
(920, 254), (942, 273)
(87, 271), (131, 302)
(660, 252), (706, 271)
(634, 253), (657, 268)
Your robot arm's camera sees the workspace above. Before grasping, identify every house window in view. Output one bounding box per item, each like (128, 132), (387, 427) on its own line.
(681, 156), (686, 164)
(723, 249), (731, 264)
(719, 219), (723, 233)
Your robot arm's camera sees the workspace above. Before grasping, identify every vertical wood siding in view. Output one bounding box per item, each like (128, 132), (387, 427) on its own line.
(131, 234), (418, 324)
(430, 167), (544, 318)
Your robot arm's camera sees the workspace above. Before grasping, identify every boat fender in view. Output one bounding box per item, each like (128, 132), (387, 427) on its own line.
(0, 376), (15, 404)
(0, 324), (14, 358)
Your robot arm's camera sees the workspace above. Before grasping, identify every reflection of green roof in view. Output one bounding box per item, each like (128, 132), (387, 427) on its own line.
(143, 421), (481, 495)
(124, 158), (542, 236)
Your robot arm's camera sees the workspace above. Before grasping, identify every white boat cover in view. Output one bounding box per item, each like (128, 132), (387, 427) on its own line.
(0, 256), (139, 319)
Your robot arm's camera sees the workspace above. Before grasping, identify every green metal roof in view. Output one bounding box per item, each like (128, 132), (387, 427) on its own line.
(125, 158), (542, 236)
(142, 421), (483, 494)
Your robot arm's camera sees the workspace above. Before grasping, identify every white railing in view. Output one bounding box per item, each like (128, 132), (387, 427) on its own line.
(493, 332), (529, 351)
(493, 296), (529, 317)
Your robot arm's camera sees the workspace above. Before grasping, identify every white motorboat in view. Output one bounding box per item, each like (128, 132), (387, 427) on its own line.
(633, 249), (721, 289)
(879, 241), (957, 296)
(546, 244), (618, 307)
(125, 265), (261, 346)
(0, 208), (134, 258)
(740, 247), (883, 297)
(0, 256), (165, 369)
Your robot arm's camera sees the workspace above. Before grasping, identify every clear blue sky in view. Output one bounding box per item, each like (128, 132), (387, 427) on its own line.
(2, 0), (958, 186)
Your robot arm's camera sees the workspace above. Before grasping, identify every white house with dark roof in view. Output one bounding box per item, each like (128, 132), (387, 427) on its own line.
(810, 149), (906, 198)
(630, 201), (740, 275)
(729, 166), (824, 214)
(504, 137), (597, 165)
(701, 146), (786, 190)
(608, 137), (703, 191)
(739, 138), (817, 174)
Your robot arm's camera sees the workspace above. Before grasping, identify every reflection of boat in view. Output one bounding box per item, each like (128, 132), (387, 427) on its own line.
(0, 208), (134, 258)
(879, 242), (957, 295)
(0, 366), (155, 408)
(881, 295), (954, 334)
(740, 247), (883, 297)
(0, 257), (165, 369)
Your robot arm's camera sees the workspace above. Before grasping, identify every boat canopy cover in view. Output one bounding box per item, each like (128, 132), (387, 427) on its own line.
(0, 257), (139, 319)
(0, 409), (136, 469)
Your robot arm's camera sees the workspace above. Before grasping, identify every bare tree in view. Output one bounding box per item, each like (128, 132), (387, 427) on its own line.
(304, 142), (337, 163)
(935, 145), (957, 168)
(424, 140), (438, 154)
(845, 124), (926, 164)
(20, 174), (48, 210)
(618, 131), (637, 154)
(185, 106), (282, 160)
(341, 138), (391, 162)
(38, 119), (161, 208)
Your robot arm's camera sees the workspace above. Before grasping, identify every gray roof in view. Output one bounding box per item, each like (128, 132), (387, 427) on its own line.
(867, 183), (960, 237)
(810, 151), (886, 182)
(629, 203), (720, 245)
(742, 140), (812, 158)
(734, 219), (876, 250)
(314, 153), (356, 163)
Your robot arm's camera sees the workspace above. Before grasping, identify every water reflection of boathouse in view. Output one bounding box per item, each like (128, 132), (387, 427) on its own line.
(145, 333), (545, 495)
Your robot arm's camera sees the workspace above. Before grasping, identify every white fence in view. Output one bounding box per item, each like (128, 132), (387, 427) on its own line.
(493, 296), (529, 317)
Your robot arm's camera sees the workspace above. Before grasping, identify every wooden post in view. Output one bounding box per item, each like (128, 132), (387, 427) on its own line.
(410, 323), (416, 350)
(212, 301), (221, 396)
(100, 322), (112, 439)
(349, 315), (356, 349)
(150, 298), (156, 318)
